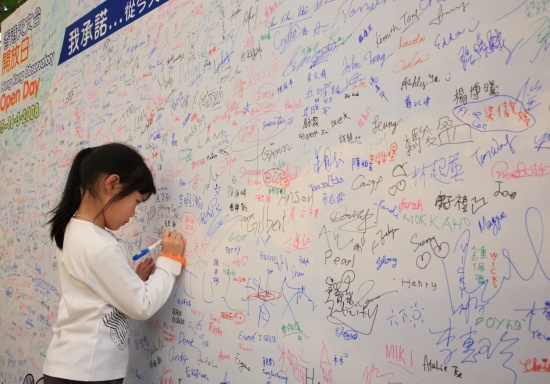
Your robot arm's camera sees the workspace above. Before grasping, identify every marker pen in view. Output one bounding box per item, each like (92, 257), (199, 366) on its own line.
(132, 240), (162, 261)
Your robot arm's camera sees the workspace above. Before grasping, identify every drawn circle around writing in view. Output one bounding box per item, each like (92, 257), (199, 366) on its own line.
(179, 212), (198, 235)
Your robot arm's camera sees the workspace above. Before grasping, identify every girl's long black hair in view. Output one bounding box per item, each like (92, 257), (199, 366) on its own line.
(47, 142), (156, 249)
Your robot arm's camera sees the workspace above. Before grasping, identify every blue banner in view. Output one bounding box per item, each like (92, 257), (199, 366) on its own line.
(58, 0), (169, 64)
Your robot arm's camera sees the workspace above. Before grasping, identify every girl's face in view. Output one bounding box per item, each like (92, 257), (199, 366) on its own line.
(103, 190), (148, 231)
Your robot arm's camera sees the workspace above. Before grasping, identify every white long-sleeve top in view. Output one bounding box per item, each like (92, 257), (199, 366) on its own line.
(43, 218), (182, 381)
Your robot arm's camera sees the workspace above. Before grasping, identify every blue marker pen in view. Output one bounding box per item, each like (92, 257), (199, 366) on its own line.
(132, 239), (162, 261)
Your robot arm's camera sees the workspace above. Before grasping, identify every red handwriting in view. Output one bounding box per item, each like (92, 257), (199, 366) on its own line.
(179, 212), (197, 235)
(491, 161), (550, 179)
(521, 357), (550, 373)
(363, 363), (395, 384)
(393, 51), (430, 73)
(221, 309), (245, 325)
(247, 290), (281, 301)
(283, 232), (311, 253)
(264, 168), (290, 188)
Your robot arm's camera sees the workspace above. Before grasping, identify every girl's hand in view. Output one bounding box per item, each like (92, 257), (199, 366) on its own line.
(161, 229), (185, 256)
(135, 257), (155, 281)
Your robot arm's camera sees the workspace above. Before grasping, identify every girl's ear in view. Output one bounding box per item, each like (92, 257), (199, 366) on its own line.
(104, 174), (121, 194)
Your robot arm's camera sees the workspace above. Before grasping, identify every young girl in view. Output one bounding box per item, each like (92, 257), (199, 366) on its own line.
(43, 143), (187, 384)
